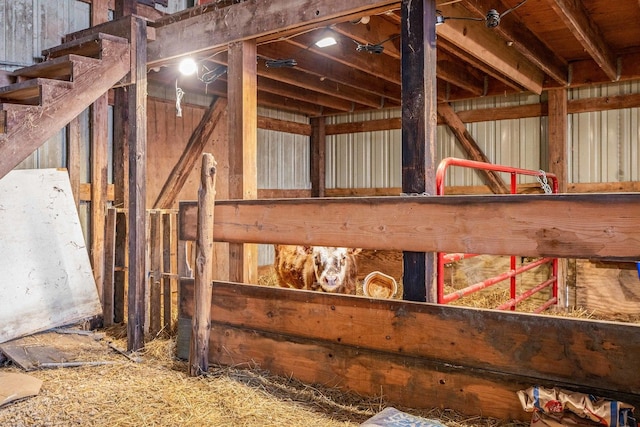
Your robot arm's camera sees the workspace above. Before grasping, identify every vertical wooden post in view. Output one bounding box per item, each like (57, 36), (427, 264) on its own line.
(548, 89), (568, 193)
(162, 212), (174, 330)
(103, 207), (117, 327)
(127, 17), (148, 352)
(89, 0), (110, 309)
(66, 118), (81, 211)
(149, 211), (162, 336)
(401, 0), (438, 302)
(310, 116), (326, 198)
(113, 0), (132, 331)
(227, 40), (257, 284)
(190, 153), (217, 376)
(91, 96), (109, 304)
(547, 88), (568, 309)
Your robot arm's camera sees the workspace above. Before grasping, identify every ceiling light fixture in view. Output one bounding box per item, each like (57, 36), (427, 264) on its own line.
(436, 0), (527, 28)
(315, 36), (337, 48)
(178, 57), (198, 76)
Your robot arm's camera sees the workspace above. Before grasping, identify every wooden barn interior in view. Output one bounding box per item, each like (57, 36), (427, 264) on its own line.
(1, 0), (640, 424)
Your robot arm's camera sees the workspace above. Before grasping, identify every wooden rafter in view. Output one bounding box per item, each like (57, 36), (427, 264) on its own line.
(461, 0), (568, 85)
(548, 0), (617, 81)
(258, 42), (401, 102)
(147, 0), (398, 66)
(435, 2), (545, 94)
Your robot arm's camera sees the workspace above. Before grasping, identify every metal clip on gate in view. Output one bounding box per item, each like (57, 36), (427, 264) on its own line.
(435, 157), (559, 312)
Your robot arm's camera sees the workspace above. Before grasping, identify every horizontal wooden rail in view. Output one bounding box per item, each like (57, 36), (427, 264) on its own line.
(179, 280), (640, 421)
(179, 193), (640, 261)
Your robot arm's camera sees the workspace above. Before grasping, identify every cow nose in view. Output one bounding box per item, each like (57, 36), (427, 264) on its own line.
(325, 276), (337, 287)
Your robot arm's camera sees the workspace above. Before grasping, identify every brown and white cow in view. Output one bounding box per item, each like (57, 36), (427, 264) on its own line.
(273, 245), (361, 294)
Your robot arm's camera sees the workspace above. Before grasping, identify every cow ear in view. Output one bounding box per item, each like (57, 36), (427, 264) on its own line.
(349, 248), (363, 256)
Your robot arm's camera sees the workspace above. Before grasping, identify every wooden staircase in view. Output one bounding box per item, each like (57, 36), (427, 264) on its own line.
(0, 32), (131, 180)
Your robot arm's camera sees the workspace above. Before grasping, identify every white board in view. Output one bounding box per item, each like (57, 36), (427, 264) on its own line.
(0, 169), (101, 343)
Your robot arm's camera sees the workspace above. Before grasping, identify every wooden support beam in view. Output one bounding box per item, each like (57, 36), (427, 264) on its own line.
(147, 0), (398, 66)
(66, 117), (82, 210)
(178, 194), (640, 261)
(112, 86), (129, 324)
(153, 98), (227, 209)
(258, 42), (401, 103)
(436, 2), (545, 94)
(90, 95), (109, 305)
(310, 117), (326, 198)
(437, 102), (509, 194)
(547, 89), (568, 193)
(461, 0), (568, 85)
(189, 153), (217, 376)
(227, 40), (258, 285)
(548, 0), (617, 81)
(126, 17), (148, 352)
(149, 211), (162, 336)
(162, 212), (174, 331)
(103, 207), (116, 327)
(400, 0), (438, 303)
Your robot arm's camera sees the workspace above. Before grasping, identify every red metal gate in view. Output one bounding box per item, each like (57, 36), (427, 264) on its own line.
(435, 157), (559, 312)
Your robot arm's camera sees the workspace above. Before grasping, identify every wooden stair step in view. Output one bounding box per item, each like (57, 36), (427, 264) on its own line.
(0, 78), (73, 106)
(11, 54), (100, 82)
(43, 32), (129, 60)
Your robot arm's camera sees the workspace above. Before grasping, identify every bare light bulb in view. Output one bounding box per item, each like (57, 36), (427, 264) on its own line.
(179, 58), (198, 76)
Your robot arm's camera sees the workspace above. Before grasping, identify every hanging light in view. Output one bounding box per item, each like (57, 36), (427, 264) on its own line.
(178, 57), (198, 76)
(315, 35), (337, 48)
(435, 0), (527, 28)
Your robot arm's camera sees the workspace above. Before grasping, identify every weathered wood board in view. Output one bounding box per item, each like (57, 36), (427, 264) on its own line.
(178, 193), (640, 261)
(0, 169), (101, 343)
(178, 279), (640, 421)
(576, 259), (640, 320)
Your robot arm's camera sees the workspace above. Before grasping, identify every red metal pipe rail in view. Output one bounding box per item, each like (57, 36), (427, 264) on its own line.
(435, 157), (559, 312)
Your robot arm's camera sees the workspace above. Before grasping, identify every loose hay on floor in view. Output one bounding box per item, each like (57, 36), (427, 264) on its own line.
(0, 330), (528, 427)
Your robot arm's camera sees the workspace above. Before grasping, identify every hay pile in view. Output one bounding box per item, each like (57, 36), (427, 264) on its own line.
(0, 328), (527, 427)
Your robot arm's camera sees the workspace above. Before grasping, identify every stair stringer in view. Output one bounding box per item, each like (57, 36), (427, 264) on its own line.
(0, 38), (131, 180)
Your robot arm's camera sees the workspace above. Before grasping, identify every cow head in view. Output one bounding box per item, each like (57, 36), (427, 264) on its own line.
(298, 246), (362, 293)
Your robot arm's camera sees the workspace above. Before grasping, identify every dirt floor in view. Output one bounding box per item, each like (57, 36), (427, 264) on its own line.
(0, 326), (530, 427)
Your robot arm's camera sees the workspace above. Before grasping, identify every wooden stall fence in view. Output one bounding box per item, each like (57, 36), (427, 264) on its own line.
(103, 207), (180, 336)
(177, 193), (640, 421)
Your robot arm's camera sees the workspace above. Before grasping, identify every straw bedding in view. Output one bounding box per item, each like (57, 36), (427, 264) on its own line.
(0, 329), (527, 427)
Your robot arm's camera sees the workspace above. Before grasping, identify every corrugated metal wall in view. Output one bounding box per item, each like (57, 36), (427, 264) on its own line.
(326, 92), (546, 189)
(257, 106), (310, 190)
(325, 83), (640, 190)
(569, 81), (640, 183)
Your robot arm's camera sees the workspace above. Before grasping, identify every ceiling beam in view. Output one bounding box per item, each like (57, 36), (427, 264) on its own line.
(256, 76), (357, 112)
(258, 42), (401, 102)
(332, 15), (401, 59)
(437, 60), (484, 96)
(547, 0), (617, 81)
(461, 0), (568, 85)
(435, 3), (545, 94)
(147, 0), (398, 66)
(285, 32), (401, 84)
(208, 52), (388, 109)
(437, 36), (522, 92)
